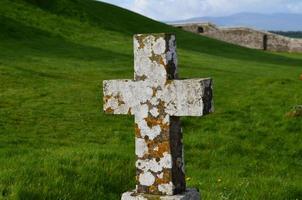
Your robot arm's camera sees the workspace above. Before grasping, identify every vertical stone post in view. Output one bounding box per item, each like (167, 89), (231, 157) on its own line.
(133, 34), (185, 195)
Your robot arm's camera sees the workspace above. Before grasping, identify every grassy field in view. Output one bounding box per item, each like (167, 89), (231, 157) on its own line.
(0, 0), (302, 199)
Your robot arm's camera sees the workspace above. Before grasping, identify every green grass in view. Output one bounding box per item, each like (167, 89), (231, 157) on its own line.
(0, 0), (302, 199)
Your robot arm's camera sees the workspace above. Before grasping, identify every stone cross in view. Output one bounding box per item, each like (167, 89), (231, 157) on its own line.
(103, 33), (213, 198)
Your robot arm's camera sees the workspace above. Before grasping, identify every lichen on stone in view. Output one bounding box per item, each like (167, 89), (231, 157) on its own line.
(103, 33), (213, 196)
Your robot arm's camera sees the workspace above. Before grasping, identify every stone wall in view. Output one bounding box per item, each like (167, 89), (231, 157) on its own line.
(174, 23), (302, 52)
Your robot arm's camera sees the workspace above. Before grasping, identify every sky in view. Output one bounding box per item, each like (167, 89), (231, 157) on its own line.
(99, 0), (302, 21)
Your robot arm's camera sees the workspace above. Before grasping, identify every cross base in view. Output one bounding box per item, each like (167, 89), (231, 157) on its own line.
(121, 188), (200, 200)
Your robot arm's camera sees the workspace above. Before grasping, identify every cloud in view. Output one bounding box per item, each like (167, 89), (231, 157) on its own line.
(100, 0), (302, 21)
(287, 1), (302, 13)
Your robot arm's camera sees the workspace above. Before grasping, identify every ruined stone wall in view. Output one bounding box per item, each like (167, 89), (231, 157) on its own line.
(267, 34), (302, 52)
(266, 34), (291, 52)
(174, 23), (302, 52)
(203, 28), (265, 50)
(290, 39), (302, 52)
(176, 23), (218, 34)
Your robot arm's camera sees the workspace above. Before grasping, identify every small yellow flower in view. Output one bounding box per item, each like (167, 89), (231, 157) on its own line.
(217, 178), (222, 183)
(186, 177), (191, 181)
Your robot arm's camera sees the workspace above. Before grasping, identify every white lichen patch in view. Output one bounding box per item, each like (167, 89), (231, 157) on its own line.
(135, 117), (161, 140)
(106, 97), (118, 110)
(135, 138), (148, 158)
(149, 107), (159, 117)
(149, 61), (167, 84)
(163, 114), (170, 124)
(157, 172), (164, 179)
(136, 153), (172, 173)
(159, 152), (172, 169)
(135, 56), (152, 78)
(149, 97), (159, 106)
(136, 159), (162, 173)
(145, 125), (161, 140)
(132, 104), (149, 119)
(139, 171), (155, 186)
(158, 182), (174, 195)
(153, 37), (166, 55)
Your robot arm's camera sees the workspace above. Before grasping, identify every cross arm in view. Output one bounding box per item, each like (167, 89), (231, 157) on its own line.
(103, 79), (135, 115)
(103, 79), (156, 115)
(164, 78), (214, 116)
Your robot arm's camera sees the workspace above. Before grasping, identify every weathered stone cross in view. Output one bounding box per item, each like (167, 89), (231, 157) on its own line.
(103, 33), (213, 199)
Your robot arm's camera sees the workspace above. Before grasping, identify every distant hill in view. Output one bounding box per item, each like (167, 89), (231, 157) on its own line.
(270, 31), (302, 38)
(168, 13), (302, 31)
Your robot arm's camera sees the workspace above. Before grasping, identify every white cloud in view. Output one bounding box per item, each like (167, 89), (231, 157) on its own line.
(287, 1), (302, 13)
(100, 0), (302, 21)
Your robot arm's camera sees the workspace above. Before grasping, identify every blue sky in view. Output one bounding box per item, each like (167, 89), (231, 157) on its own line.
(99, 0), (302, 21)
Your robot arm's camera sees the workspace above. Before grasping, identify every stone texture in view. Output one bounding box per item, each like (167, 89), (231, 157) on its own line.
(121, 188), (200, 200)
(103, 33), (213, 197)
(173, 23), (302, 52)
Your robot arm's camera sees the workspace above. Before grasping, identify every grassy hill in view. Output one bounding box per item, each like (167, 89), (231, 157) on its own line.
(0, 0), (302, 199)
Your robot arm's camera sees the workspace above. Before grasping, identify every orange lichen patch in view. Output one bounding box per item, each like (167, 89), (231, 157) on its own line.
(135, 35), (147, 49)
(117, 96), (125, 106)
(160, 122), (169, 133)
(155, 169), (172, 185)
(105, 107), (114, 114)
(103, 95), (112, 103)
(151, 87), (160, 97)
(152, 88), (157, 97)
(145, 117), (163, 128)
(145, 116), (170, 134)
(135, 74), (147, 81)
(150, 52), (165, 66)
(157, 101), (166, 116)
(104, 94), (124, 106)
(146, 139), (156, 149)
(135, 123), (142, 138)
(147, 141), (170, 158)
(149, 185), (157, 193)
(165, 80), (173, 86)
(157, 142), (170, 155)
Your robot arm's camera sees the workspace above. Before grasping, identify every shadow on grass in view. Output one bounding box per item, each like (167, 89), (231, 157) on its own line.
(0, 15), (129, 62)
(5, 1), (302, 69)
(9, 151), (135, 200)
